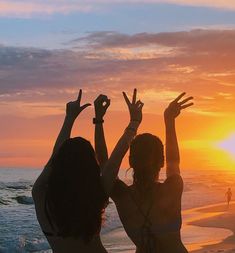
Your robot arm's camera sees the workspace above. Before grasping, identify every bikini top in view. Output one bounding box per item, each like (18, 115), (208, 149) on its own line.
(111, 176), (183, 252)
(129, 189), (158, 253)
(129, 186), (182, 253)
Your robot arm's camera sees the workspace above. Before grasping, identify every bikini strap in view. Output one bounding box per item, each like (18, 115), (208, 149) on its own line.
(129, 186), (159, 252)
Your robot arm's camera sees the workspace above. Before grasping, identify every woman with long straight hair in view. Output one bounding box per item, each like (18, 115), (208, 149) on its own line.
(32, 89), (143, 253)
(98, 91), (193, 253)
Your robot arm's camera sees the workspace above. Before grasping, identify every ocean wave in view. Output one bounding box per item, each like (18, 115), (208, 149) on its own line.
(0, 181), (32, 191)
(14, 196), (34, 205)
(6, 183), (31, 190)
(0, 198), (11, 205)
(0, 199), (8, 205)
(183, 184), (192, 192)
(20, 237), (51, 253)
(0, 245), (25, 253)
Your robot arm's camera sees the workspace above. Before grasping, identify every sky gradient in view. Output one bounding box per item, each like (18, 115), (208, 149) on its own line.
(0, 1), (235, 170)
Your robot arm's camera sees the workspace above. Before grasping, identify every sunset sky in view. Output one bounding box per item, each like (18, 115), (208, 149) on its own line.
(0, 0), (235, 170)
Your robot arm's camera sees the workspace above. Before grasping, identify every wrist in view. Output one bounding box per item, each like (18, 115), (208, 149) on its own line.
(65, 114), (76, 122)
(128, 120), (140, 129)
(130, 119), (141, 123)
(93, 117), (104, 124)
(94, 115), (104, 121)
(164, 115), (175, 123)
(125, 126), (137, 134)
(165, 118), (175, 130)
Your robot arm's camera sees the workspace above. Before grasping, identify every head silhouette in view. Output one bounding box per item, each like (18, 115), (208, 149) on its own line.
(47, 137), (107, 242)
(129, 133), (164, 190)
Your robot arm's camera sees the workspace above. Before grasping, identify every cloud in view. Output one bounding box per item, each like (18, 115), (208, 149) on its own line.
(2, 0), (235, 17)
(154, 0), (235, 10)
(0, 29), (235, 118)
(0, 1), (94, 17)
(1, 28), (235, 168)
(71, 30), (235, 55)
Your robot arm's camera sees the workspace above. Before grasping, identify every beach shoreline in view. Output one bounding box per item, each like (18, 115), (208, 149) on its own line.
(102, 201), (235, 253)
(189, 202), (235, 253)
(1, 168), (235, 253)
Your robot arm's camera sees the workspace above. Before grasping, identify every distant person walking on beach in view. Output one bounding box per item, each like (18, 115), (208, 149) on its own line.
(97, 91), (193, 253)
(226, 188), (232, 207)
(32, 89), (144, 253)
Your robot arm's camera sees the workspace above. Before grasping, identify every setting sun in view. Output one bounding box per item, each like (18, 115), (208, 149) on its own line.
(217, 134), (235, 159)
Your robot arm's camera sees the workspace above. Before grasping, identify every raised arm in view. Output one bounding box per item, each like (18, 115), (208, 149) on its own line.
(94, 94), (110, 168)
(102, 89), (144, 194)
(33, 90), (91, 187)
(164, 92), (193, 177)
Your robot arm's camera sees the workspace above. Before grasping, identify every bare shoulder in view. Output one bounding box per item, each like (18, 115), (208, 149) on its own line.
(164, 174), (183, 188)
(160, 174), (184, 201)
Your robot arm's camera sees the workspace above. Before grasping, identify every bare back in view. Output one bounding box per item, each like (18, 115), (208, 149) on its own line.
(111, 174), (188, 253)
(32, 184), (107, 253)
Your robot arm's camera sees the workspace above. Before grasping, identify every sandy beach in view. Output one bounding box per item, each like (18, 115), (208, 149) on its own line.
(102, 201), (235, 253)
(190, 202), (235, 253)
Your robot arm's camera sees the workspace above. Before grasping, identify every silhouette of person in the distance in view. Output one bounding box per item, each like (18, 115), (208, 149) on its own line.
(226, 188), (232, 207)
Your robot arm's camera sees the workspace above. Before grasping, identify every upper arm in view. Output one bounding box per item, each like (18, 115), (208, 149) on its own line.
(32, 165), (50, 202)
(101, 124), (138, 195)
(166, 162), (180, 178)
(110, 179), (128, 202)
(163, 174), (184, 199)
(101, 158), (119, 195)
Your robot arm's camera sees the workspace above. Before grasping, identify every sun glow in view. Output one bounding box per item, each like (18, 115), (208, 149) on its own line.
(217, 134), (235, 159)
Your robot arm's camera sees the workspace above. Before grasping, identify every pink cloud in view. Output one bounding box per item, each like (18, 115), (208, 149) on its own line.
(1, 1), (235, 17)
(0, 29), (235, 120)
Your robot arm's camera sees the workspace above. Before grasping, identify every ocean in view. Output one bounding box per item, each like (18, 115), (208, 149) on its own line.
(0, 168), (235, 253)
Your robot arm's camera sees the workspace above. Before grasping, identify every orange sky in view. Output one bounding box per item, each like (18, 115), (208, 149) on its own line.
(0, 30), (235, 170)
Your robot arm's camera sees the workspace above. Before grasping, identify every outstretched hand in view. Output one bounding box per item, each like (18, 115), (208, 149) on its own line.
(164, 92), (193, 120)
(123, 88), (144, 123)
(66, 89), (91, 120)
(94, 94), (111, 120)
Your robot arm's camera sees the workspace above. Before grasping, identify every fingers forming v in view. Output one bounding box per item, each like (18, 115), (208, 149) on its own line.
(179, 96), (193, 105)
(123, 92), (131, 107)
(132, 88), (137, 105)
(174, 92), (186, 103)
(181, 103), (194, 109)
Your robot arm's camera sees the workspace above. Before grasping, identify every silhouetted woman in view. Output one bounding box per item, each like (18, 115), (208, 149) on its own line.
(98, 91), (193, 253)
(32, 89), (143, 253)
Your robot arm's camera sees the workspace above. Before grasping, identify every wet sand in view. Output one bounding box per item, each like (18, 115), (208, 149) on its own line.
(190, 202), (235, 253)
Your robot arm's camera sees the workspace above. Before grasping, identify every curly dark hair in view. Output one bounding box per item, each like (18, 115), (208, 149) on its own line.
(46, 137), (107, 243)
(129, 133), (164, 190)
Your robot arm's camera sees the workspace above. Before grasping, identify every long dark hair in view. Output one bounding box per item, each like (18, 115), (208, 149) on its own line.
(129, 133), (164, 191)
(46, 137), (107, 242)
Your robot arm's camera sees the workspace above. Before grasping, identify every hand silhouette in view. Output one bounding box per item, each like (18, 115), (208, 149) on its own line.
(94, 94), (111, 120)
(66, 89), (91, 120)
(123, 88), (144, 123)
(164, 92), (193, 120)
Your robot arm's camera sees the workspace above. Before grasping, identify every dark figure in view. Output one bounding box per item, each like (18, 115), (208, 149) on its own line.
(226, 188), (232, 207)
(32, 90), (143, 253)
(98, 90), (193, 253)
(32, 90), (107, 252)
